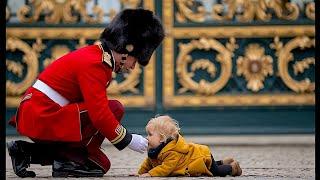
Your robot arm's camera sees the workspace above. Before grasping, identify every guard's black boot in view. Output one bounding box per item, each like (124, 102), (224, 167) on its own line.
(7, 141), (36, 178)
(52, 160), (104, 177)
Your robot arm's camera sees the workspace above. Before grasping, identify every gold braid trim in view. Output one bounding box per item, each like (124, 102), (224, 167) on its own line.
(110, 125), (127, 144)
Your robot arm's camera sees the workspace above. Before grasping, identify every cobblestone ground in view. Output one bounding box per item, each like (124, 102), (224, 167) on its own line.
(6, 142), (315, 179)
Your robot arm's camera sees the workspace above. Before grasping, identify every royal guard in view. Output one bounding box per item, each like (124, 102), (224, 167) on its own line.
(7, 8), (165, 177)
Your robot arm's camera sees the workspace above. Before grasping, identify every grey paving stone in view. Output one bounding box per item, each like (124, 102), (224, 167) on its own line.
(6, 138), (315, 179)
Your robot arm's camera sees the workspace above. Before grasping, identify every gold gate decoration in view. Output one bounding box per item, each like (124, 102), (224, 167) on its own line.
(236, 44), (273, 92)
(176, 37), (237, 95)
(163, 0), (315, 107)
(6, 37), (44, 106)
(6, 0), (155, 107)
(271, 36), (315, 93)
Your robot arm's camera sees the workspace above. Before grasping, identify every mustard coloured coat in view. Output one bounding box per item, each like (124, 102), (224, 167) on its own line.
(138, 135), (213, 177)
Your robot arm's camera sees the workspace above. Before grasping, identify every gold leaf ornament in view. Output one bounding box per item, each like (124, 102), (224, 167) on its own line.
(6, 60), (24, 78)
(212, 0), (271, 22)
(293, 57), (315, 75)
(271, 36), (315, 93)
(176, 37), (235, 95)
(43, 45), (71, 68)
(6, 37), (43, 107)
(17, 0), (103, 24)
(175, 0), (206, 23)
(266, 0), (299, 20)
(305, 2), (315, 20)
(107, 65), (142, 95)
(212, 0), (299, 22)
(120, 0), (141, 8)
(237, 44), (273, 92)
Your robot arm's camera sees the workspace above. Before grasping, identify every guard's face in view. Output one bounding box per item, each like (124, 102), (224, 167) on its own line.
(146, 125), (162, 150)
(115, 56), (137, 74)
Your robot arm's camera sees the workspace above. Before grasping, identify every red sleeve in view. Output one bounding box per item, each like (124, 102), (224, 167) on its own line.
(77, 61), (131, 150)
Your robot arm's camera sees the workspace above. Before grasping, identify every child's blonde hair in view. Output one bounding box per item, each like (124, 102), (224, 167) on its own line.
(146, 114), (180, 142)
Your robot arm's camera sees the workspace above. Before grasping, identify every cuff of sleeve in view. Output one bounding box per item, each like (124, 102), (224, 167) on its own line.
(112, 129), (132, 150)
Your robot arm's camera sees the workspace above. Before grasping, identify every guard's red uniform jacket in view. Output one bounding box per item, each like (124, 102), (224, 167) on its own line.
(15, 44), (131, 150)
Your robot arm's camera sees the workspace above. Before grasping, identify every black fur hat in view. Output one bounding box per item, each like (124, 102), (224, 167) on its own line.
(100, 8), (165, 66)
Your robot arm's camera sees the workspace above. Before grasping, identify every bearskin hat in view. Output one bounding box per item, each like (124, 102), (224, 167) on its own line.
(100, 8), (165, 66)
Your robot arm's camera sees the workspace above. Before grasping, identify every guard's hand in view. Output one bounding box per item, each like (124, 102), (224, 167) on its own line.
(128, 134), (148, 153)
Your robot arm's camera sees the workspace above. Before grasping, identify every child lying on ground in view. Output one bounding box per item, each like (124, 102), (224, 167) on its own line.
(138, 115), (242, 177)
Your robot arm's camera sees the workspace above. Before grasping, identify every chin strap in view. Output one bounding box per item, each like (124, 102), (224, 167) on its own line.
(120, 44), (133, 70)
(117, 54), (128, 73)
(116, 44), (133, 73)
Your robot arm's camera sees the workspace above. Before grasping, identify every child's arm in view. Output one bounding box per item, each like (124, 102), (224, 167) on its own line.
(147, 152), (181, 177)
(138, 158), (153, 175)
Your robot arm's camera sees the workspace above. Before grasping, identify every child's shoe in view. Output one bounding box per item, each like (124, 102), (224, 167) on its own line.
(230, 161), (242, 176)
(222, 157), (234, 165)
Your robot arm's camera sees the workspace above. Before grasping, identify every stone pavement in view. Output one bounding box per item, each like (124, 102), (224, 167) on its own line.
(5, 135), (315, 179)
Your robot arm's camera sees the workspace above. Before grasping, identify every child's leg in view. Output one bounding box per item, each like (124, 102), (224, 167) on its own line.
(216, 157), (235, 165)
(222, 157), (234, 164)
(210, 155), (232, 177)
(215, 160), (223, 165)
(217, 165), (233, 177)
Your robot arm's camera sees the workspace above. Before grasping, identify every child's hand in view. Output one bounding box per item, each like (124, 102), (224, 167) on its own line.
(139, 173), (151, 177)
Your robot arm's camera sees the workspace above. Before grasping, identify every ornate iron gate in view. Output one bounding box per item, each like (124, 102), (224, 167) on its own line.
(6, 0), (315, 135)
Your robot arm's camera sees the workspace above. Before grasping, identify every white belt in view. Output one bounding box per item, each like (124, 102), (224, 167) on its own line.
(32, 80), (70, 107)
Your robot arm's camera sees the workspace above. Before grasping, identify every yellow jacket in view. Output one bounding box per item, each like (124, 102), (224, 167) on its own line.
(138, 135), (213, 177)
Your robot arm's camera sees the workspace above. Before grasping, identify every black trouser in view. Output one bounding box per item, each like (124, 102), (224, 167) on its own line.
(15, 140), (88, 166)
(210, 155), (232, 177)
(18, 112), (99, 166)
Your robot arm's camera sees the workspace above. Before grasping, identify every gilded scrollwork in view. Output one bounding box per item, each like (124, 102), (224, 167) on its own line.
(176, 37), (236, 95)
(17, 0), (76, 23)
(212, 0), (271, 22)
(43, 45), (71, 68)
(32, 38), (46, 53)
(6, 60), (24, 78)
(266, 0), (299, 20)
(17, 0), (103, 24)
(237, 44), (273, 92)
(6, 1), (155, 107)
(293, 57), (315, 76)
(76, 37), (88, 49)
(191, 59), (216, 78)
(6, 37), (45, 106)
(216, 0), (299, 22)
(175, 0), (206, 23)
(271, 36), (315, 93)
(74, 0), (104, 24)
(305, 2), (315, 20)
(120, 0), (141, 8)
(107, 65), (142, 95)
(109, 9), (118, 20)
(163, 0), (314, 107)
(172, 0), (302, 23)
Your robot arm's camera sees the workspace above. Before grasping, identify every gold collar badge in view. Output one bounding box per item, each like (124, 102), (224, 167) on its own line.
(98, 43), (112, 68)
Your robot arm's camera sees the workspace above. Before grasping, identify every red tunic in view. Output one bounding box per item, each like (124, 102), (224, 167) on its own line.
(16, 45), (129, 149)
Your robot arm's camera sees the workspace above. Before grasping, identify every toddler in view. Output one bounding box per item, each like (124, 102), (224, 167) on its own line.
(138, 115), (242, 177)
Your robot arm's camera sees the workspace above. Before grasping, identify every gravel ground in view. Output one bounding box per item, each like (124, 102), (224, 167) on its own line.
(5, 137), (315, 180)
